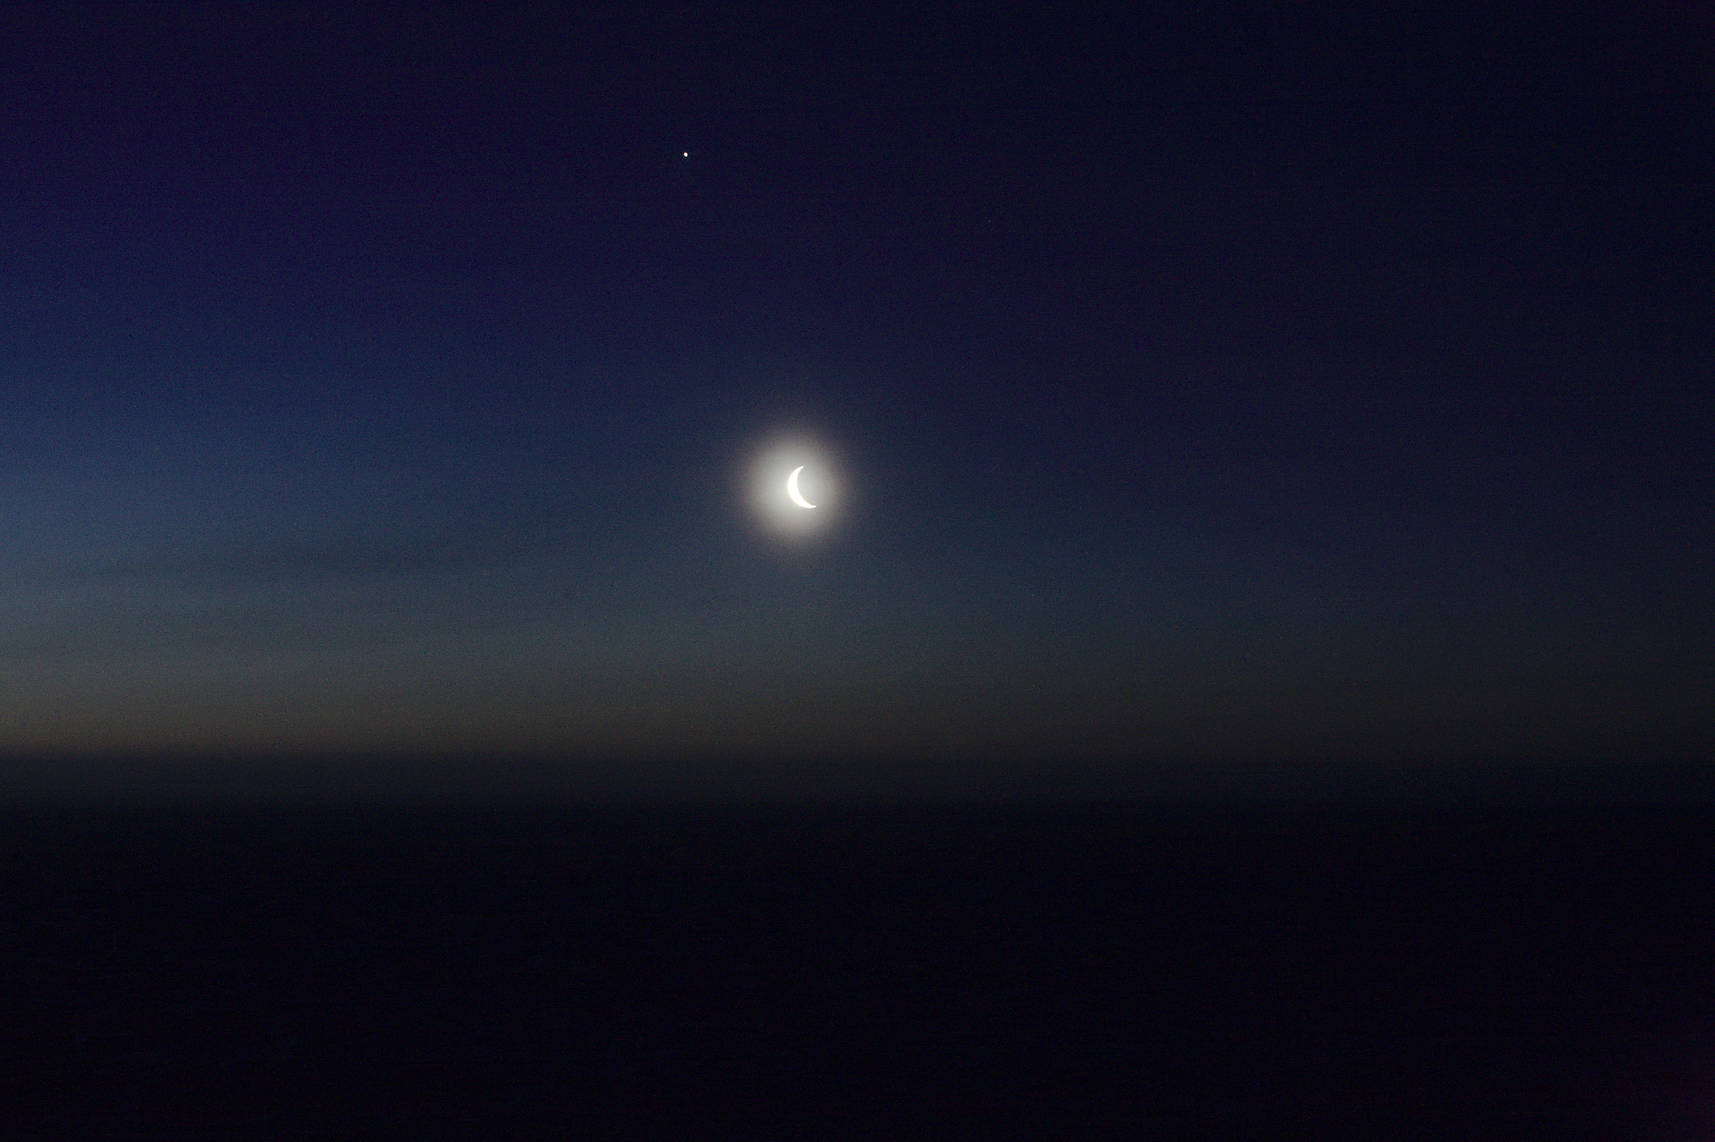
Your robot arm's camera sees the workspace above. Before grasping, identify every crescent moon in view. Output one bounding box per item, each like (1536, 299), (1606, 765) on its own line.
(786, 465), (817, 509)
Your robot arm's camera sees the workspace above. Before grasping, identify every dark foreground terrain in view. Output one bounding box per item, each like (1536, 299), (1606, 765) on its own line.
(3, 797), (1713, 1138)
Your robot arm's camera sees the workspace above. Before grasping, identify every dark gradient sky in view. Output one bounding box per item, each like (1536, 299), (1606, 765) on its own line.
(3, 2), (1710, 797)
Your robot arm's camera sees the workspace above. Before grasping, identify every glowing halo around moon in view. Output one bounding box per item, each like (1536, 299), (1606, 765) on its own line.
(786, 465), (816, 509)
(744, 437), (843, 538)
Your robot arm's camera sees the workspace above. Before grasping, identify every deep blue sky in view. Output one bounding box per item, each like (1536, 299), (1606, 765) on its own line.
(2, 2), (1710, 797)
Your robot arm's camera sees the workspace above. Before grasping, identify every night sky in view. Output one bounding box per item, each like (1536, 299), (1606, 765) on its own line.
(3, 1), (1710, 798)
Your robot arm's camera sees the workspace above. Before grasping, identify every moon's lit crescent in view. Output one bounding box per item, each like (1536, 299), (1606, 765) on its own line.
(786, 465), (816, 509)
